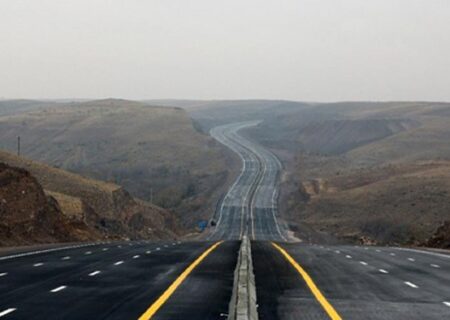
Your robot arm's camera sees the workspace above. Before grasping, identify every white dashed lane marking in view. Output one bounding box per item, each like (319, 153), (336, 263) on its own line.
(50, 285), (67, 293)
(133, 255), (140, 259)
(408, 258), (415, 262)
(33, 263), (44, 267)
(379, 269), (389, 274)
(156, 247), (161, 251)
(0, 242), (98, 261)
(376, 249), (381, 253)
(335, 250), (340, 254)
(345, 255), (352, 259)
(114, 261), (124, 266)
(146, 251), (151, 254)
(0, 273), (7, 277)
(431, 264), (440, 268)
(0, 308), (16, 317)
(102, 248), (108, 251)
(359, 261), (368, 266)
(404, 281), (418, 289)
(89, 271), (101, 277)
(61, 256), (70, 260)
(85, 251), (92, 255)
(390, 253), (396, 256)
(443, 301), (450, 307)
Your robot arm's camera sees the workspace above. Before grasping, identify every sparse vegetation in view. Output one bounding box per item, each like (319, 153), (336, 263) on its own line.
(0, 99), (238, 229)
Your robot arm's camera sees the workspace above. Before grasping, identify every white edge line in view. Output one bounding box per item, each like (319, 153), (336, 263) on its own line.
(394, 247), (450, 260)
(0, 308), (16, 317)
(0, 242), (99, 261)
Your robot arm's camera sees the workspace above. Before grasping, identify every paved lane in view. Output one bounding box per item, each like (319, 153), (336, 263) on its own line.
(0, 240), (238, 320)
(252, 241), (450, 320)
(210, 122), (286, 241)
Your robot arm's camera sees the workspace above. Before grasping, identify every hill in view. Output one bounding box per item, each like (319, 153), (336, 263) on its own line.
(0, 99), (237, 229)
(0, 163), (83, 246)
(282, 161), (450, 245)
(0, 150), (180, 245)
(0, 99), (55, 117)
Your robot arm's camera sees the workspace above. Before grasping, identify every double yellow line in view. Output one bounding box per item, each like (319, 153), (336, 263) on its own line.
(138, 241), (223, 320)
(272, 242), (342, 320)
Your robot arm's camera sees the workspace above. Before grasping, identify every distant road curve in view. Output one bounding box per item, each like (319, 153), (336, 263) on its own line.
(209, 121), (286, 241)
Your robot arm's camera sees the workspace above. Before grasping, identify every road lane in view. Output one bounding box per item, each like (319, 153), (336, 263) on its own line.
(148, 241), (240, 320)
(252, 241), (450, 320)
(0, 241), (240, 320)
(210, 122), (286, 241)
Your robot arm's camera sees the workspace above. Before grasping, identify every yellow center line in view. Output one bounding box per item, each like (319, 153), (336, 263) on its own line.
(271, 242), (343, 320)
(138, 241), (223, 320)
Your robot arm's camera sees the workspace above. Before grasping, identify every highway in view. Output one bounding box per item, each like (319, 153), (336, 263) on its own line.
(209, 121), (286, 241)
(0, 121), (449, 319)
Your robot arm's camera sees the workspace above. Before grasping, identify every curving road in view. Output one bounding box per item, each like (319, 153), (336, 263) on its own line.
(209, 121), (286, 241)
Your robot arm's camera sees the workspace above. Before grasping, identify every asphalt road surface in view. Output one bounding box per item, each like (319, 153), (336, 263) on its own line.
(253, 242), (450, 319)
(0, 240), (239, 319)
(209, 121), (286, 241)
(1, 121), (449, 319)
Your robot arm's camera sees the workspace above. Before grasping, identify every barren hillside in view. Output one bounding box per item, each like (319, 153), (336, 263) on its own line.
(0, 163), (93, 246)
(0, 99), (238, 229)
(0, 150), (181, 244)
(283, 162), (450, 245)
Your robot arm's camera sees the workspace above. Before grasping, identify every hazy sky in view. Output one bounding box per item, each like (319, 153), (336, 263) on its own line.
(1, 0), (449, 101)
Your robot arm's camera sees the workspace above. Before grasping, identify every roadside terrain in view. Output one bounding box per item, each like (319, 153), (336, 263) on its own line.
(0, 150), (180, 246)
(0, 162), (80, 246)
(0, 99), (238, 230)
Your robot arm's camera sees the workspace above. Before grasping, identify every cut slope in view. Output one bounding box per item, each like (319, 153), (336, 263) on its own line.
(0, 150), (180, 241)
(0, 163), (86, 246)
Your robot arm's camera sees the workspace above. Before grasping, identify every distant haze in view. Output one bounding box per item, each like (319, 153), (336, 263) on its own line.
(1, 0), (449, 101)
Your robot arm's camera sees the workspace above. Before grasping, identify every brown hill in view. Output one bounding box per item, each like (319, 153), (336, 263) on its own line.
(0, 163), (91, 246)
(284, 162), (450, 245)
(0, 150), (180, 244)
(0, 99), (237, 229)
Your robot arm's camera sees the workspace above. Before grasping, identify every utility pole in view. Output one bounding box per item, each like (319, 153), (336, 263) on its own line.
(150, 187), (153, 203)
(17, 136), (20, 156)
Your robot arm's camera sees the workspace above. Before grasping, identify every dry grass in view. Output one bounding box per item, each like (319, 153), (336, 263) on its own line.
(0, 99), (236, 228)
